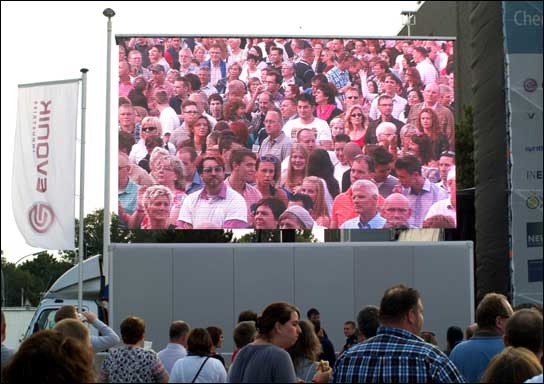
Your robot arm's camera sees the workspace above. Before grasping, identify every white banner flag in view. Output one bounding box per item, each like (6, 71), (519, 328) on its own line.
(12, 80), (79, 250)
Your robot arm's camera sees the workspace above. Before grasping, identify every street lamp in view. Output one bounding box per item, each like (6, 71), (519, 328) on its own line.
(401, 10), (417, 36)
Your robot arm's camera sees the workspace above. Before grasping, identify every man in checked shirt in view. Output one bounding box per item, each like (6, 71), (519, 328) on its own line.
(331, 284), (465, 383)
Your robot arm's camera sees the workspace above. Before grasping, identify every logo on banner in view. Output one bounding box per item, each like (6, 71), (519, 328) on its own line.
(527, 222), (543, 247)
(523, 78), (538, 93)
(526, 192), (543, 210)
(28, 202), (55, 233)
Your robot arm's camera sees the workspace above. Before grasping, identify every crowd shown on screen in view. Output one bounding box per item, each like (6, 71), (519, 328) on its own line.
(2, 287), (542, 383)
(117, 37), (459, 230)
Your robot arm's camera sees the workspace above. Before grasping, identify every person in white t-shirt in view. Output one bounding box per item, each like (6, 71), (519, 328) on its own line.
(155, 90), (180, 136)
(283, 93), (332, 150)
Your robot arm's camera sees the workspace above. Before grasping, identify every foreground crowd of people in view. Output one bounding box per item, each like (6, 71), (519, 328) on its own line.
(118, 37), (458, 230)
(2, 285), (542, 383)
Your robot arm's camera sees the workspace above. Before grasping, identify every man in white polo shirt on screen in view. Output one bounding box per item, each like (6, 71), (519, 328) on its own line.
(176, 155), (247, 229)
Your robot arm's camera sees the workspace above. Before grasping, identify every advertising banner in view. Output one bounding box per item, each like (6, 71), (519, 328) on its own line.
(12, 80), (79, 250)
(503, 1), (543, 305)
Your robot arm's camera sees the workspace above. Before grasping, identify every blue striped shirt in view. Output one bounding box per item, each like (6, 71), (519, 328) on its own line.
(331, 327), (465, 383)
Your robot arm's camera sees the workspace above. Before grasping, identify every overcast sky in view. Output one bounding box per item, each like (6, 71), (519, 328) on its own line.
(1, 1), (420, 263)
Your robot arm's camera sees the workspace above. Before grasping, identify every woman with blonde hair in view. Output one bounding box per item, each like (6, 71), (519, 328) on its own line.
(281, 144), (309, 195)
(148, 154), (186, 225)
(300, 176), (330, 228)
(343, 104), (368, 148)
(141, 185), (174, 229)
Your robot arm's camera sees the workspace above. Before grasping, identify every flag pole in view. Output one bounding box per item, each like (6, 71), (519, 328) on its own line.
(78, 68), (89, 312)
(103, 8), (115, 296)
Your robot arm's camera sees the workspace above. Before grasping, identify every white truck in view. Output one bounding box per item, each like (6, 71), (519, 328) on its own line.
(25, 242), (474, 353)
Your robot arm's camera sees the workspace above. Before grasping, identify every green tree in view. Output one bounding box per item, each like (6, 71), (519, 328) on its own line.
(1, 253), (72, 307)
(60, 209), (135, 264)
(18, 252), (73, 305)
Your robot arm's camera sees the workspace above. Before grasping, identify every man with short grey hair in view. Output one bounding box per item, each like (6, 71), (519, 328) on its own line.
(340, 179), (386, 229)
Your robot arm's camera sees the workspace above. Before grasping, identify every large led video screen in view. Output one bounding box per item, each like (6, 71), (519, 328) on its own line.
(117, 36), (456, 230)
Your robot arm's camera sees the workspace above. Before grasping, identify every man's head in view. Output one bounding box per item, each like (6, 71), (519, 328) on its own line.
(379, 284), (424, 336)
(475, 292), (513, 334)
(281, 61), (295, 80)
(280, 98), (297, 120)
(208, 44), (222, 65)
(118, 104), (136, 132)
(413, 46), (428, 64)
(334, 134), (351, 165)
(198, 66), (211, 86)
(128, 50), (143, 69)
(357, 305), (380, 341)
(181, 100), (200, 126)
(370, 145), (394, 183)
(382, 193), (412, 228)
(265, 70), (282, 95)
(233, 321), (257, 349)
(504, 309), (543, 358)
(230, 148), (257, 183)
(423, 83), (440, 106)
(53, 319), (91, 348)
(197, 155), (226, 191)
(438, 151), (455, 183)
(238, 310), (258, 323)
(264, 109), (283, 139)
(344, 87), (362, 110)
(395, 155), (422, 189)
(54, 305), (78, 323)
(173, 78), (190, 99)
(307, 308), (320, 322)
(350, 155), (374, 184)
(351, 179), (379, 218)
(178, 48), (193, 67)
(296, 128), (316, 153)
(150, 64), (166, 83)
(148, 45), (164, 64)
(375, 122), (397, 148)
(296, 93), (316, 121)
(382, 75), (398, 97)
(268, 46), (283, 65)
(446, 326), (464, 351)
(377, 94), (394, 119)
(176, 147), (197, 178)
(343, 321), (356, 337)
(169, 320), (191, 347)
(258, 92), (274, 114)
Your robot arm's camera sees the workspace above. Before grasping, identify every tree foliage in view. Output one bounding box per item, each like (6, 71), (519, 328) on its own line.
(1, 252), (72, 307)
(456, 106), (475, 189)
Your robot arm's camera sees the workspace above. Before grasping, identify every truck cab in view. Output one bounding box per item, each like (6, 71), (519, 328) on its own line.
(23, 254), (107, 341)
